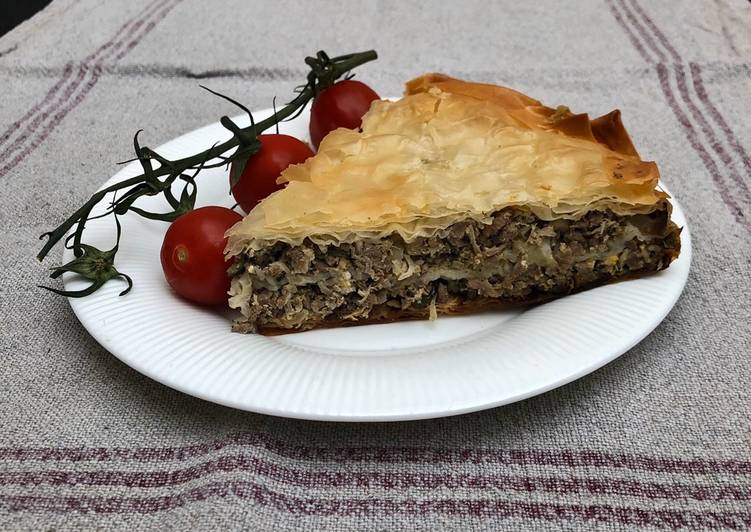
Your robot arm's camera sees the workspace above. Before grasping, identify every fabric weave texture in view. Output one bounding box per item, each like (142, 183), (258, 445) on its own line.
(1, 0), (750, 529)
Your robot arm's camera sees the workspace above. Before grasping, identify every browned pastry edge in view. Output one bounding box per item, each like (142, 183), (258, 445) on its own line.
(404, 73), (641, 158)
(256, 227), (681, 336)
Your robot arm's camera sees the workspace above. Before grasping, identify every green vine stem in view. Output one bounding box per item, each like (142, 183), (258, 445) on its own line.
(37, 50), (377, 297)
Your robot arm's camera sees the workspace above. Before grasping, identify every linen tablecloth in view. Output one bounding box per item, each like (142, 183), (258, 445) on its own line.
(2, 0), (750, 529)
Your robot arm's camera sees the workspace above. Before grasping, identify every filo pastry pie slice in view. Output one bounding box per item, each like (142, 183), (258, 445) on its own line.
(225, 74), (681, 334)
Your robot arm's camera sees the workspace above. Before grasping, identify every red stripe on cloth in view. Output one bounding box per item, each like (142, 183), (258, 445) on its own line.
(626, 0), (682, 63)
(1, 454), (748, 502)
(690, 63), (751, 178)
(608, 0), (751, 232)
(0, 0), (162, 152)
(0, 62), (75, 147)
(1, 481), (750, 527)
(654, 63), (750, 231)
(605, 0), (655, 63)
(616, 0), (668, 63)
(79, 1), (165, 65)
(672, 63), (751, 203)
(0, 434), (749, 474)
(0, 0), (181, 179)
(620, 0), (751, 202)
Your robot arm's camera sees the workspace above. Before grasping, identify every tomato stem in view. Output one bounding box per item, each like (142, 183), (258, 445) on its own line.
(36, 49), (378, 298)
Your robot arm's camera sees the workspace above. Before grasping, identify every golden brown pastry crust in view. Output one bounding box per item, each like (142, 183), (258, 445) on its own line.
(226, 74), (668, 256)
(405, 73), (642, 157)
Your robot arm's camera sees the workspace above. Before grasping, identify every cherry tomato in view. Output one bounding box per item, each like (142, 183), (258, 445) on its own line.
(309, 79), (380, 150)
(230, 134), (313, 213)
(160, 206), (242, 305)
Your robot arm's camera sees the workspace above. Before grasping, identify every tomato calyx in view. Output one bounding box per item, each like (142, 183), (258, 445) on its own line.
(38, 217), (133, 298)
(306, 51), (353, 97)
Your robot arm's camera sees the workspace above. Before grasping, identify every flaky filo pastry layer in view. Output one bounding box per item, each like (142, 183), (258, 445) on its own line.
(226, 73), (670, 255)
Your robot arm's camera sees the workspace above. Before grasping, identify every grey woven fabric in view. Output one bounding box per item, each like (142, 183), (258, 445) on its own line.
(1, 0), (750, 529)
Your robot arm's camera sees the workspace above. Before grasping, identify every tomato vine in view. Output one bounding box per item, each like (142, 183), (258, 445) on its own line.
(36, 50), (378, 297)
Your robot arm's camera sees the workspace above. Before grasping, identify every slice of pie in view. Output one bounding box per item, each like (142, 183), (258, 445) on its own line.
(225, 74), (681, 334)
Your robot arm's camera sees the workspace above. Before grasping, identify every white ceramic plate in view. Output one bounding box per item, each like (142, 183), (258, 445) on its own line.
(62, 107), (691, 421)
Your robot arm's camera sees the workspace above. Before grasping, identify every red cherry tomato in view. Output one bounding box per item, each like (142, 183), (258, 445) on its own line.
(160, 206), (242, 305)
(230, 134), (313, 213)
(309, 79), (380, 150)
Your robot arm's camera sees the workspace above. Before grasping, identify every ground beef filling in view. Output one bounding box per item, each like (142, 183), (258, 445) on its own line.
(229, 207), (680, 332)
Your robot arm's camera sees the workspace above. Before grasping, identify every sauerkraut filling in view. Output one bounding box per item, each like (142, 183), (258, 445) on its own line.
(228, 206), (680, 333)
